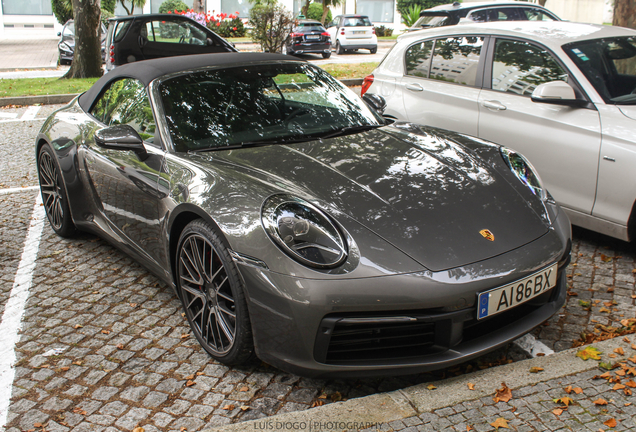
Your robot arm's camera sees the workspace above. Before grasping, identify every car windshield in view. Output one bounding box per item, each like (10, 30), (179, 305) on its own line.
(343, 17), (372, 27)
(410, 14), (450, 29)
(158, 62), (383, 152)
(298, 23), (324, 32)
(564, 36), (636, 104)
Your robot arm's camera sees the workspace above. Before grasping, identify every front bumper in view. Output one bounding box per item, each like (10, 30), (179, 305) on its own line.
(238, 207), (571, 378)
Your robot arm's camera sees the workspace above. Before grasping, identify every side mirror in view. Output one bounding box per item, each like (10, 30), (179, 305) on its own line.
(94, 124), (147, 158)
(57, 32), (61, 37)
(531, 81), (584, 106)
(362, 93), (387, 115)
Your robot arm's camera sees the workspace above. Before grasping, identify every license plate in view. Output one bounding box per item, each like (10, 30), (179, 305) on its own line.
(477, 263), (558, 320)
(353, 31), (365, 34)
(306, 35), (320, 40)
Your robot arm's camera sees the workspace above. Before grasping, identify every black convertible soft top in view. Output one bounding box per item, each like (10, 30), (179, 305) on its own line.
(78, 52), (298, 111)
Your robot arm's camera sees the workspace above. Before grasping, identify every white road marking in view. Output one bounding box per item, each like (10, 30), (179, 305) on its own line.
(0, 186), (39, 195)
(0, 113), (18, 119)
(514, 333), (555, 358)
(20, 106), (41, 121)
(0, 195), (46, 429)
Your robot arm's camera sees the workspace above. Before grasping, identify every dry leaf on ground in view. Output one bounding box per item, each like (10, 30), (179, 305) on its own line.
(529, 367), (544, 373)
(493, 382), (512, 403)
(577, 346), (602, 360)
(604, 418), (618, 428)
(594, 398), (608, 405)
(467, 383), (475, 390)
(490, 418), (510, 429)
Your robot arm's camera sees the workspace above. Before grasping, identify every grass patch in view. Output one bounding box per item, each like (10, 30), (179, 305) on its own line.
(320, 62), (378, 79)
(0, 77), (98, 98)
(378, 35), (399, 40)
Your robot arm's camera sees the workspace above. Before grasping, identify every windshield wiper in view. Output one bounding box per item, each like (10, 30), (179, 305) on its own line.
(315, 124), (384, 140)
(188, 136), (314, 153)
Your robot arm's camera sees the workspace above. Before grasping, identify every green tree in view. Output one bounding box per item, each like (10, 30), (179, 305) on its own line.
(306, 2), (331, 24)
(63, 0), (102, 79)
(320, 0), (340, 25)
(249, 3), (294, 53)
(396, 0), (447, 21)
(158, 0), (189, 13)
(118, 0), (146, 15)
(52, 0), (116, 25)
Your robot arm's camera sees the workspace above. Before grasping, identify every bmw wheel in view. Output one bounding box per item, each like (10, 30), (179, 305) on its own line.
(176, 219), (254, 365)
(38, 144), (76, 237)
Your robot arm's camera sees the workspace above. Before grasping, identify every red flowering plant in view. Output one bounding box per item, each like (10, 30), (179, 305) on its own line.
(205, 11), (246, 38)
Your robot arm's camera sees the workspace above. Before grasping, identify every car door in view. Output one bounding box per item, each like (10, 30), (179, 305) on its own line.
(85, 77), (167, 267)
(327, 16), (341, 42)
(399, 35), (486, 136)
(477, 37), (601, 214)
(140, 18), (228, 60)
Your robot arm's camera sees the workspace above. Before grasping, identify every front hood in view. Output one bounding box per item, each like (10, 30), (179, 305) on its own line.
(205, 126), (548, 272)
(618, 105), (636, 121)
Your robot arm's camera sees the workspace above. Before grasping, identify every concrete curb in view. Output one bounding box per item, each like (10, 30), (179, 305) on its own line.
(204, 337), (630, 432)
(0, 93), (77, 107)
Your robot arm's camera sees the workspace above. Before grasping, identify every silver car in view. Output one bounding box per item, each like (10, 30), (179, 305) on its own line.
(364, 21), (636, 242)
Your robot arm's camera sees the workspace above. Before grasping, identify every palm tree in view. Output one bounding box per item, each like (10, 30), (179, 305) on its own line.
(118, 0), (146, 15)
(321, 0), (341, 25)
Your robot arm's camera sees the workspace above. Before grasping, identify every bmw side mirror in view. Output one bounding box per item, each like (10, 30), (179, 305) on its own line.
(362, 93), (387, 115)
(531, 81), (585, 106)
(95, 124), (148, 159)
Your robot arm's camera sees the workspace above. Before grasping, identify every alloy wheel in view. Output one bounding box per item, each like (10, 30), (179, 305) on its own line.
(38, 150), (65, 230)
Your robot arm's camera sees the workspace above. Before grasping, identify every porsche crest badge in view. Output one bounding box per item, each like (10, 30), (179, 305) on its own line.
(479, 229), (495, 241)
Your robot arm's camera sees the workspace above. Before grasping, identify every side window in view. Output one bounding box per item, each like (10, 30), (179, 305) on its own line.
(405, 40), (434, 78)
(146, 20), (207, 45)
(493, 8), (521, 21)
(491, 39), (568, 96)
(90, 78), (156, 142)
(430, 36), (485, 86)
(522, 8), (557, 21)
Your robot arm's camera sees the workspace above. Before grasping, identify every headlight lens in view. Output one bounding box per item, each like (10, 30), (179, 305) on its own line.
(500, 147), (547, 201)
(261, 195), (347, 269)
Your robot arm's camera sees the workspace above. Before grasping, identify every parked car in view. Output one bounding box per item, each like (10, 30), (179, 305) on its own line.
(104, 14), (236, 71)
(327, 14), (377, 54)
(36, 52), (570, 377)
(364, 21), (636, 242)
(409, 1), (560, 31)
(282, 19), (332, 58)
(57, 20), (107, 65)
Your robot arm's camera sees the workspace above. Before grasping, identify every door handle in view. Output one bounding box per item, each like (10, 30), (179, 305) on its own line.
(406, 83), (423, 92)
(482, 100), (507, 111)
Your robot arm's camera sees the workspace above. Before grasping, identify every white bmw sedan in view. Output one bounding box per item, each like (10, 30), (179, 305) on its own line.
(363, 21), (636, 242)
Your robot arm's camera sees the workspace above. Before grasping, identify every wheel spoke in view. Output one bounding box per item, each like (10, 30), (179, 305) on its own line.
(180, 245), (203, 286)
(215, 307), (235, 345)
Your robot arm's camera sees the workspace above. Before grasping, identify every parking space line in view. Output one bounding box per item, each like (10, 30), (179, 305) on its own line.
(0, 113), (18, 119)
(20, 106), (41, 121)
(0, 195), (45, 429)
(0, 186), (39, 195)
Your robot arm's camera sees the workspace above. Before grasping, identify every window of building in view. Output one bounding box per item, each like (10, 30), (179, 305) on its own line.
(2, 0), (52, 15)
(357, 0), (394, 23)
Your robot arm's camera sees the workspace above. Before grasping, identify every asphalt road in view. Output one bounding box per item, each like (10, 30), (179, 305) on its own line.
(1, 104), (635, 431)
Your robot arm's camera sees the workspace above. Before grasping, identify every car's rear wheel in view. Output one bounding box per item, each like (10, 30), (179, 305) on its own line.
(37, 144), (76, 237)
(336, 41), (345, 55)
(176, 219), (254, 365)
(322, 51), (331, 59)
(370, 47), (377, 54)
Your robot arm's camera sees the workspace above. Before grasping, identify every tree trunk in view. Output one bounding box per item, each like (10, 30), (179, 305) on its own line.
(63, 0), (103, 79)
(193, 0), (205, 13)
(321, 6), (329, 25)
(613, 0), (636, 28)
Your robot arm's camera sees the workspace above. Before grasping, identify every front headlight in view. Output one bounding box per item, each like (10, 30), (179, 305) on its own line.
(261, 195), (347, 269)
(60, 42), (72, 52)
(500, 147), (547, 201)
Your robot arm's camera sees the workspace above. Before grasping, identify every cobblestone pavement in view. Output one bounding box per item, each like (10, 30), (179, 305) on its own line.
(1, 104), (635, 432)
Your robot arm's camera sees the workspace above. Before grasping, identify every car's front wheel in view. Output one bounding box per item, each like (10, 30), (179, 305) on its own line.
(176, 219), (254, 365)
(322, 51), (331, 59)
(336, 41), (345, 55)
(37, 144), (76, 237)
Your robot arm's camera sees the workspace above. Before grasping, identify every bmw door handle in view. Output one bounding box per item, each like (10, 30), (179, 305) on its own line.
(405, 83), (423, 92)
(482, 100), (507, 111)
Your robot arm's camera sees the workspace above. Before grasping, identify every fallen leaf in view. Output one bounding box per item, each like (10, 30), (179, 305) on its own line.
(60, 366), (69, 371)
(609, 354), (617, 358)
(616, 370), (626, 376)
(222, 404), (235, 410)
(318, 393), (327, 399)
(72, 361), (82, 366)
(529, 367), (544, 373)
(594, 398), (608, 405)
(181, 334), (189, 339)
(239, 386), (249, 392)
(130, 303), (138, 308)
(626, 380), (636, 388)
(101, 330), (110, 334)
(180, 428), (187, 432)
(34, 424), (43, 428)
(116, 344), (124, 349)
(311, 400), (325, 407)
(132, 428), (145, 432)
(600, 307), (611, 313)
(625, 388), (632, 396)
(623, 337), (630, 343)
(185, 374), (194, 380)
(577, 346), (602, 361)
(554, 397), (574, 406)
(493, 382), (512, 403)
(604, 418), (617, 428)
(186, 380), (195, 387)
(613, 383), (626, 390)
(73, 324), (83, 329)
(331, 391), (343, 402)
(467, 383), (475, 390)
(427, 384), (437, 390)
(196, 372), (204, 376)
(626, 402), (633, 406)
(490, 418), (510, 429)
(552, 408), (563, 416)
(600, 254), (613, 262)
(573, 387), (583, 394)
(564, 386), (573, 394)
(466, 426), (473, 432)
(240, 406), (250, 411)
(615, 347), (625, 356)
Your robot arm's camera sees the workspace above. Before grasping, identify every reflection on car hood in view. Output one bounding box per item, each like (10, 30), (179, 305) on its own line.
(206, 126), (548, 272)
(618, 105), (636, 121)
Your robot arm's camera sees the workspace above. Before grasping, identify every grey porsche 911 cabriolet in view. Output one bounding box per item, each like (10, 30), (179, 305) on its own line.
(36, 52), (571, 377)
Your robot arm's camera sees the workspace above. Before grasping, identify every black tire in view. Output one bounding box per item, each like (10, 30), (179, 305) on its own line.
(322, 51), (331, 59)
(37, 144), (76, 237)
(370, 47), (377, 54)
(176, 219), (254, 365)
(336, 41), (345, 55)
